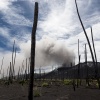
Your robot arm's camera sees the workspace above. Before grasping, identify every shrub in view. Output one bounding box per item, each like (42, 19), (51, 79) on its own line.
(63, 79), (72, 85)
(34, 90), (41, 97)
(4, 81), (10, 85)
(34, 87), (41, 97)
(96, 83), (99, 87)
(19, 80), (26, 85)
(42, 82), (49, 87)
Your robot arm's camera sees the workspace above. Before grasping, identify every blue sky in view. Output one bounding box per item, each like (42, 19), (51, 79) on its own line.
(0, 0), (100, 74)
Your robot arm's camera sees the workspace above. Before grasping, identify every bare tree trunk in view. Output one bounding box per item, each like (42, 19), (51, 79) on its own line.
(22, 60), (25, 80)
(39, 67), (41, 81)
(17, 66), (20, 81)
(75, 0), (95, 65)
(77, 39), (79, 87)
(85, 44), (90, 86)
(12, 40), (15, 80)
(91, 27), (100, 89)
(91, 27), (97, 77)
(77, 55), (81, 87)
(7, 66), (9, 81)
(28, 2), (38, 100)
(2, 69), (4, 80)
(13, 47), (16, 79)
(0, 57), (4, 74)
(28, 57), (30, 79)
(25, 58), (28, 81)
(43, 70), (45, 81)
(9, 62), (12, 83)
(75, 0), (100, 89)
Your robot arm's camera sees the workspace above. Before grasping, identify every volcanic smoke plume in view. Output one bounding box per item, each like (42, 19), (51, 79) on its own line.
(35, 36), (75, 67)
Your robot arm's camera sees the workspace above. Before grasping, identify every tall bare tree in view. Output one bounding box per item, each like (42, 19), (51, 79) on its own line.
(91, 27), (100, 89)
(75, 0), (95, 65)
(75, 0), (100, 89)
(28, 57), (30, 79)
(76, 39), (81, 87)
(0, 57), (4, 74)
(25, 58), (28, 80)
(11, 40), (17, 79)
(9, 62), (12, 83)
(13, 47), (16, 79)
(28, 2), (38, 100)
(91, 27), (97, 76)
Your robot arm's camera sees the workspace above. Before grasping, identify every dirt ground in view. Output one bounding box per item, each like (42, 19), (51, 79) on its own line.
(0, 80), (100, 100)
(34, 81), (100, 100)
(0, 82), (28, 100)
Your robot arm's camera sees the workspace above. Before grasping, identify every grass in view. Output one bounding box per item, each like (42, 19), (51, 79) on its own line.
(63, 79), (73, 85)
(42, 82), (49, 87)
(34, 86), (41, 97)
(96, 83), (99, 87)
(34, 90), (41, 97)
(4, 81), (10, 85)
(19, 80), (27, 85)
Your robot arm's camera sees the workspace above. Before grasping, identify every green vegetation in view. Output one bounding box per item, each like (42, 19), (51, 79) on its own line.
(96, 83), (99, 87)
(34, 90), (41, 97)
(19, 80), (27, 85)
(42, 82), (49, 87)
(34, 87), (41, 97)
(63, 79), (72, 85)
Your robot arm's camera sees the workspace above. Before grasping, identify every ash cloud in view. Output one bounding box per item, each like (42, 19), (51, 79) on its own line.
(35, 36), (75, 67)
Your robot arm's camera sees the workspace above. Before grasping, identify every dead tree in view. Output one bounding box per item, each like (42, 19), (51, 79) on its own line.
(75, 0), (100, 89)
(9, 62), (13, 83)
(21, 60), (24, 80)
(71, 62), (76, 91)
(28, 57), (30, 79)
(51, 66), (53, 81)
(85, 44), (90, 86)
(77, 39), (81, 87)
(77, 39), (79, 86)
(77, 55), (81, 87)
(39, 67), (41, 81)
(75, 0), (95, 64)
(13, 47), (16, 79)
(0, 57), (4, 74)
(75, 0), (96, 79)
(17, 66), (20, 81)
(91, 27), (100, 89)
(28, 2), (38, 100)
(43, 70), (45, 81)
(91, 27), (97, 77)
(12, 40), (15, 79)
(25, 58), (28, 81)
(7, 66), (9, 81)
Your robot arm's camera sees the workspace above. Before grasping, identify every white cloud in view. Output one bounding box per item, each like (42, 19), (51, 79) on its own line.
(66, 23), (100, 64)
(0, 0), (100, 75)
(38, 0), (78, 38)
(0, 0), (32, 26)
(0, 0), (12, 11)
(0, 27), (10, 37)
